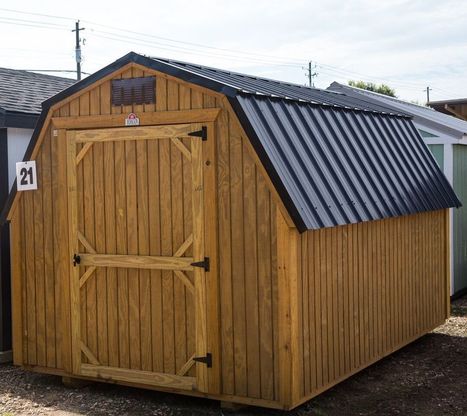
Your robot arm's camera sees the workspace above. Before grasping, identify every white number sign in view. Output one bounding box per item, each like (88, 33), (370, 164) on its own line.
(16, 161), (38, 191)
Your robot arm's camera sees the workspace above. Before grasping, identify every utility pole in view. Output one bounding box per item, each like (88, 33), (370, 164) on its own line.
(72, 21), (85, 81)
(305, 61), (318, 87)
(424, 86), (432, 103)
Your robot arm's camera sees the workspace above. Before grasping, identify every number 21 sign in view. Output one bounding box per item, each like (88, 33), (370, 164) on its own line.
(16, 161), (38, 191)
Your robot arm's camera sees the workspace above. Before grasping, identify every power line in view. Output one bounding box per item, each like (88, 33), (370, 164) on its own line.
(88, 31), (304, 68)
(88, 29), (303, 67)
(0, 7), (306, 66)
(0, 18), (68, 31)
(84, 20), (305, 65)
(0, 15), (68, 28)
(0, 7), (75, 21)
(0, 6), (464, 98)
(17, 69), (89, 75)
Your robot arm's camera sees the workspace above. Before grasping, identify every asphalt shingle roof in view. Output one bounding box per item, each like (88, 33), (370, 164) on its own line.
(0, 68), (75, 115)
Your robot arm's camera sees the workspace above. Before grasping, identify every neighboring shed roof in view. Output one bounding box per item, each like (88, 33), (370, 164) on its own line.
(429, 97), (467, 106)
(328, 82), (467, 138)
(428, 98), (467, 119)
(3, 52), (461, 231)
(0, 67), (75, 115)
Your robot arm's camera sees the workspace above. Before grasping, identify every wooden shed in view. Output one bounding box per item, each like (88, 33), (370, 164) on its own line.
(2, 52), (460, 410)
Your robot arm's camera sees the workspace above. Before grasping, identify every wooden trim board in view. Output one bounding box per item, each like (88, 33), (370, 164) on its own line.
(80, 364), (196, 391)
(74, 124), (200, 143)
(52, 108), (221, 130)
(66, 131), (81, 375)
(9, 214), (22, 365)
(78, 253), (194, 271)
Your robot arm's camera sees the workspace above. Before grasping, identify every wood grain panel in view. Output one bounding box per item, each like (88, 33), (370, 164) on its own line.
(294, 210), (449, 406)
(214, 104), (279, 401)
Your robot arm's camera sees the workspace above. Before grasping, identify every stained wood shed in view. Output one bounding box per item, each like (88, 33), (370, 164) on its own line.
(2, 52), (460, 410)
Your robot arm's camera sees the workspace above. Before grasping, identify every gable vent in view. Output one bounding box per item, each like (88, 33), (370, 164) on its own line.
(111, 76), (155, 106)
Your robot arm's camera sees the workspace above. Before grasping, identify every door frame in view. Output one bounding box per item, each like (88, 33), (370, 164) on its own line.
(64, 120), (219, 393)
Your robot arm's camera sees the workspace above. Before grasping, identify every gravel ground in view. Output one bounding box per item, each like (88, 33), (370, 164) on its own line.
(0, 296), (466, 416)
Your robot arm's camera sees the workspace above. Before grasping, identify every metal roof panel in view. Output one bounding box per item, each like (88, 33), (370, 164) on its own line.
(233, 94), (460, 230)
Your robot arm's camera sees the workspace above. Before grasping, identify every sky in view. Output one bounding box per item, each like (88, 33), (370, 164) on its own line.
(1, 0), (467, 103)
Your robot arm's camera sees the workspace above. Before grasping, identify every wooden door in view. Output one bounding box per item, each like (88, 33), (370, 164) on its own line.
(66, 124), (210, 392)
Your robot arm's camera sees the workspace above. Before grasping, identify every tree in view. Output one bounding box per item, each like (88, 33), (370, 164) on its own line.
(348, 80), (396, 97)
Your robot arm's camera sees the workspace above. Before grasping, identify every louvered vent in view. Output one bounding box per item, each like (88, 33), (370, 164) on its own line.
(111, 77), (155, 106)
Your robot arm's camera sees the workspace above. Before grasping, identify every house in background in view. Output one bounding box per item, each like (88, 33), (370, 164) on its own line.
(328, 81), (467, 298)
(0, 68), (74, 362)
(429, 98), (467, 121)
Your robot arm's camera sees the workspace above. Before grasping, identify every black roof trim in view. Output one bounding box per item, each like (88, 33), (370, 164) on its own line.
(0, 110), (39, 129)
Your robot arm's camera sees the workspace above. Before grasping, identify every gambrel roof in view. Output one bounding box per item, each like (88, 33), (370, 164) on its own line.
(2, 52), (460, 231)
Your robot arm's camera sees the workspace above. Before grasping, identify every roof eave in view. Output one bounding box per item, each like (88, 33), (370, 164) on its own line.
(0, 110), (39, 129)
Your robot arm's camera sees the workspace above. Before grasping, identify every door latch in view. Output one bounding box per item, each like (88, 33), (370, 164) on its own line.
(73, 254), (81, 267)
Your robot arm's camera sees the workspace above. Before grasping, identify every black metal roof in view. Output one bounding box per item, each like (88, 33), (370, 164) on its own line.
(233, 95), (459, 229)
(2, 52), (460, 230)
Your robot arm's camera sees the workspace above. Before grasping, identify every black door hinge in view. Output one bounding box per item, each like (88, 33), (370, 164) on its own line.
(191, 257), (210, 272)
(188, 126), (207, 141)
(193, 353), (212, 368)
(73, 254), (81, 267)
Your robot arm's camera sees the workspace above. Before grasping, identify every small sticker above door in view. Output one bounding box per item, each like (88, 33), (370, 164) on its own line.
(16, 161), (38, 191)
(125, 113), (140, 126)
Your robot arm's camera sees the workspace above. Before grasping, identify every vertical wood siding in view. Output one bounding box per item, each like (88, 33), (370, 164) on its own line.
(11, 65), (279, 402)
(216, 101), (278, 401)
(294, 210), (448, 404)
